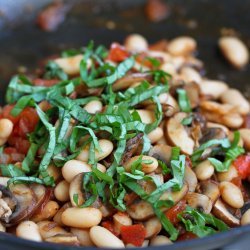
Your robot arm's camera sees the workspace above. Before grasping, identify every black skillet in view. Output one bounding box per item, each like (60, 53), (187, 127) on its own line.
(0, 0), (250, 249)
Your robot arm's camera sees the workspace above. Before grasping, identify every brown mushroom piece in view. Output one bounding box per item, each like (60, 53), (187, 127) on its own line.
(166, 112), (195, 155)
(69, 173), (101, 208)
(197, 180), (220, 205)
(184, 166), (197, 192)
(186, 192), (213, 214)
(212, 199), (240, 227)
(148, 144), (172, 166)
(45, 234), (80, 246)
(182, 82), (200, 109)
(0, 184), (37, 227)
(127, 199), (154, 221)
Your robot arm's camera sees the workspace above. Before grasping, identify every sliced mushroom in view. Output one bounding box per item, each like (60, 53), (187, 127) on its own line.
(199, 127), (226, 144)
(166, 112), (195, 155)
(37, 221), (68, 239)
(186, 192), (212, 214)
(127, 200), (154, 221)
(1, 184), (37, 227)
(148, 144), (172, 166)
(184, 166), (197, 192)
(45, 234), (80, 246)
(212, 199), (240, 227)
(183, 82), (200, 109)
(197, 180), (220, 204)
(113, 73), (151, 91)
(160, 182), (189, 206)
(69, 173), (101, 208)
(113, 212), (132, 234)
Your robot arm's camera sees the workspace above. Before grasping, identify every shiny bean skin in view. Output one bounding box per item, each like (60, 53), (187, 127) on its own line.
(76, 139), (113, 162)
(200, 80), (229, 99)
(0, 118), (13, 139)
(54, 180), (70, 202)
(90, 226), (125, 248)
(84, 100), (103, 114)
(62, 160), (91, 182)
(70, 228), (95, 246)
(194, 160), (214, 181)
(144, 217), (162, 239)
(32, 201), (59, 222)
(168, 36), (196, 56)
(239, 129), (250, 151)
(147, 127), (164, 144)
(16, 221), (42, 242)
(124, 155), (158, 174)
(150, 235), (172, 246)
(219, 181), (244, 208)
(217, 164), (238, 182)
(62, 207), (102, 228)
(0, 222), (6, 232)
(124, 34), (148, 52)
(241, 209), (250, 226)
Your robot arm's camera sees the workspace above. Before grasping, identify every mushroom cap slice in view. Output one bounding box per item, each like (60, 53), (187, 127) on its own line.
(148, 144), (172, 165)
(166, 112), (195, 155)
(184, 166), (197, 192)
(127, 200), (154, 221)
(197, 180), (220, 205)
(212, 199), (240, 227)
(186, 192), (212, 214)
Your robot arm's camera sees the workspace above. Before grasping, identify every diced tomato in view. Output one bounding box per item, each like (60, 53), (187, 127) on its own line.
(107, 43), (130, 63)
(178, 232), (197, 241)
(102, 221), (119, 237)
(1, 105), (20, 124)
(120, 224), (146, 247)
(234, 155), (250, 179)
(135, 53), (163, 69)
(33, 78), (59, 87)
(165, 199), (186, 225)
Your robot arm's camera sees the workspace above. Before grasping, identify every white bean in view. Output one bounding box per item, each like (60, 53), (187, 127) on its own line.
(194, 160), (214, 181)
(54, 180), (70, 202)
(168, 36), (197, 56)
(0, 222), (6, 232)
(144, 217), (162, 239)
(239, 129), (250, 151)
(54, 55), (91, 75)
(219, 181), (244, 208)
(180, 67), (202, 84)
(71, 228), (94, 246)
(62, 160), (91, 182)
(150, 235), (172, 246)
(219, 36), (249, 68)
(217, 164), (238, 182)
(220, 89), (250, 115)
(200, 80), (229, 99)
(62, 207), (102, 228)
(124, 155), (158, 174)
(16, 221), (42, 242)
(76, 139), (113, 162)
(0, 177), (10, 187)
(147, 127), (164, 144)
(90, 226), (125, 248)
(46, 164), (61, 182)
(0, 118), (13, 139)
(124, 34), (148, 52)
(84, 100), (103, 114)
(136, 109), (156, 124)
(241, 209), (250, 226)
(160, 62), (177, 75)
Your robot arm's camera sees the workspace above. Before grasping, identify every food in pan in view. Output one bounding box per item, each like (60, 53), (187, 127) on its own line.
(0, 34), (250, 247)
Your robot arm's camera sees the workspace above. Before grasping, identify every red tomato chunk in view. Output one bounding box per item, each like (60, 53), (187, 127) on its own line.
(234, 155), (250, 179)
(107, 43), (130, 63)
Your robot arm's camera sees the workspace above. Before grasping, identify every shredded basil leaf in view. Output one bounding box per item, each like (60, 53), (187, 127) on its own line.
(177, 88), (192, 113)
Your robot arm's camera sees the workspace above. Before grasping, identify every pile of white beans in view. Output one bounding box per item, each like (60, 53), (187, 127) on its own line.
(0, 33), (250, 248)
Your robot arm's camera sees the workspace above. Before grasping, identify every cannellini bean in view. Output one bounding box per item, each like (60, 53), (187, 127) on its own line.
(0, 118), (13, 139)
(220, 89), (250, 115)
(124, 155), (158, 174)
(62, 160), (91, 182)
(90, 226), (125, 248)
(239, 129), (250, 151)
(222, 113), (244, 129)
(217, 164), (238, 182)
(54, 55), (91, 75)
(144, 217), (162, 239)
(32, 201), (60, 222)
(16, 221), (42, 242)
(150, 235), (172, 246)
(136, 109), (156, 124)
(113, 212), (132, 234)
(194, 160), (214, 181)
(71, 228), (94, 246)
(37, 221), (68, 239)
(241, 209), (250, 226)
(160, 62), (177, 75)
(168, 36), (196, 56)
(219, 36), (249, 68)
(84, 100), (103, 114)
(0, 177), (10, 187)
(54, 180), (70, 202)
(76, 139), (113, 162)
(179, 67), (202, 84)
(124, 34), (148, 52)
(0, 222), (6, 232)
(62, 207), (102, 228)
(219, 181), (244, 208)
(184, 166), (198, 192)
(200, 80), (229, 99)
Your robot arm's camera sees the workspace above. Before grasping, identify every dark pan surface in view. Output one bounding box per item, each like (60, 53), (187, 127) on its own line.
(0, 0), (249, 249)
